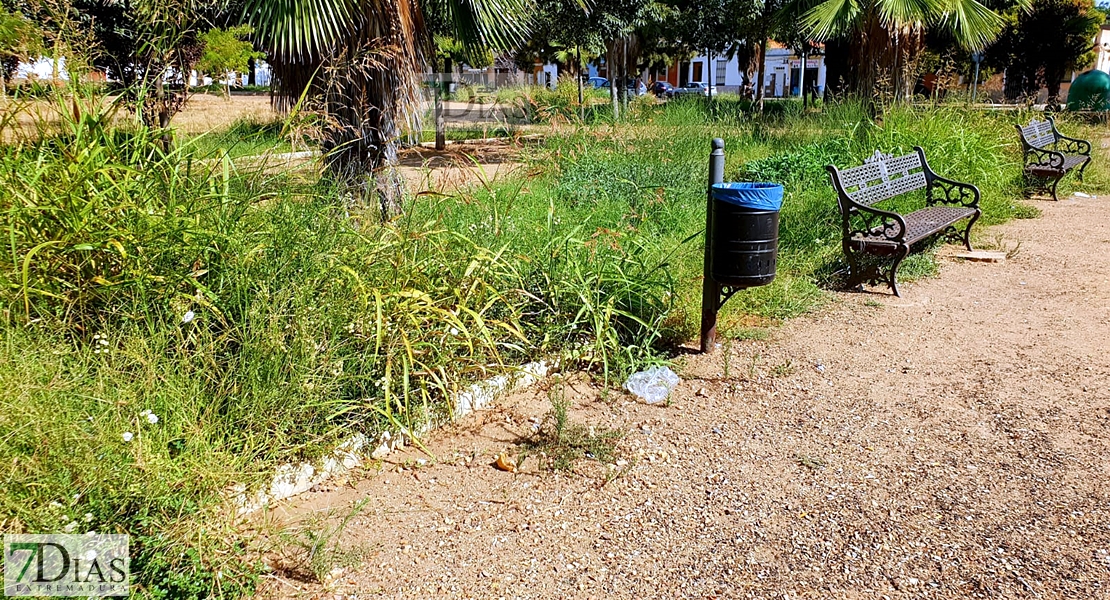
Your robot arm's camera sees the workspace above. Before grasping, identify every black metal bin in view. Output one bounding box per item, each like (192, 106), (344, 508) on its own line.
(707, 182), (783, 288)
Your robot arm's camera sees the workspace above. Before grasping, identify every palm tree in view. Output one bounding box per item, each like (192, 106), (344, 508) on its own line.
(799, 0), (1005, 102)
(243, 0), (530, 218)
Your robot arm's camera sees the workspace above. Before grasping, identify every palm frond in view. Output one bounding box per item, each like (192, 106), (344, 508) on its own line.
(428, 0), (533, 52)
(802, 0), (863, 40)
(875, 0), (937, 28)
(243, 0), (361, 63)
(935, 0), (1003, 49)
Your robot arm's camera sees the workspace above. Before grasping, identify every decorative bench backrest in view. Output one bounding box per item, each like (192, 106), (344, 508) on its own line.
(1019, 119), (1056, 150)
(833, 150), (927, 207)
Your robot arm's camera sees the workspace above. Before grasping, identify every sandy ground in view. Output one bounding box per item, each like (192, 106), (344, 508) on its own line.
(256, 191), (1110, 599)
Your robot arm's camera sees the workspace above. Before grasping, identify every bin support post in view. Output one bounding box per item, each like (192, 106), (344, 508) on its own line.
(700, 138), (726, 353)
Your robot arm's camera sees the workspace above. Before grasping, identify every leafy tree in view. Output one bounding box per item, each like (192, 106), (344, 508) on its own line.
(244, 0), (531, 219)
(0, 8), (42, 96)
(514, 0), (600, 113)
(798, 0), (1005, 102)
(987, 0), (1101, 104)
(197, 25), (263, 96)
(667, 0), (758, 98)
(34, 0), (222, 143)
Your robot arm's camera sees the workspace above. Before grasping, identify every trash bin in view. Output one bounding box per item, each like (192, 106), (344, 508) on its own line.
(708, 182), (783, 288)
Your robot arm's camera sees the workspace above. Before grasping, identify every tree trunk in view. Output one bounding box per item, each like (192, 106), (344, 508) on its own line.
(576, 45), (584, 121)
(823, 38), (849, 100)
(1045, 81), (1062, 109)
(609, 48), (619, 120)
(437, 57), (452, 149)
(155, 75), (172, 152)
(435, 83), (445, 150)
(755, 37), (767, 112)
(248, 58), (256, 86)
(621, 37), (629, 114)
(708, 50), (714, 101)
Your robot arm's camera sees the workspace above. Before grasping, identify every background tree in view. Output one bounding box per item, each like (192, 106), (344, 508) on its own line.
(667, 0), (757, 100)
(0, 7), (42, 96)
(197, 25), (264, 96)
(245, 0), (531, 219)
(987, 0), (1100, 104)
(514, 0), (600, 117)
(799, 0), (1005, 103)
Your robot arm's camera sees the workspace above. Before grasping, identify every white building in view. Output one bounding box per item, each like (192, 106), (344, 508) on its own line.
(597, 42), (828, 98)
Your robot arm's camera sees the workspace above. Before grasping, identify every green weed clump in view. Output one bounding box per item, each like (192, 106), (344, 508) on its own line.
(0, 95), (671, 597)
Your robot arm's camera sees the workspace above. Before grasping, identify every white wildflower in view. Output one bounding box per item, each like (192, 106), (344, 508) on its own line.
(121, 432), (134, 442)
(63, 521), (78, 533)
(84, 513), (94, 523)
(449, 327), (459, 336)
(146, 412), (159, 424)
(49, 501), (63, 510)
(181, 310), (195, 324)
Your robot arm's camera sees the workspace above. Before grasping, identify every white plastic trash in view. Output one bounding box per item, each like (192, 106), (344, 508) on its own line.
(624, 366), (681, 404)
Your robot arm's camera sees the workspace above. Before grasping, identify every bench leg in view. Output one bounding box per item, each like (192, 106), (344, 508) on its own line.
(1078, 156), (1091, 182)
(843, 244), (863, 291)
(1050, 176), (1061, 201)
(888, 245), (910, 297)
(962, 211), (980, 252)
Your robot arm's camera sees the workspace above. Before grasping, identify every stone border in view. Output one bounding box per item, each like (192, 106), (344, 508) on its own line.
(231, 360), (555, 516)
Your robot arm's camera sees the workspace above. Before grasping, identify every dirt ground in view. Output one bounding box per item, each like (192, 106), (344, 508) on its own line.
(256, 191), (1110, 599)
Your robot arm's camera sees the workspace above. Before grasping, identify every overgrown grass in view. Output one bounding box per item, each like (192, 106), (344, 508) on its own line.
(2, 93), (1100, 597)
(455, 98), (1080, 338)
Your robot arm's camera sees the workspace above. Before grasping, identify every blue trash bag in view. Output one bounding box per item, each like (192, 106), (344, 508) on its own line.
(711, 182), (784, 211)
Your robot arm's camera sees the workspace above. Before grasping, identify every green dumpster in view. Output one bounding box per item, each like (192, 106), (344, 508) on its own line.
(1067, 69), (1110, 111)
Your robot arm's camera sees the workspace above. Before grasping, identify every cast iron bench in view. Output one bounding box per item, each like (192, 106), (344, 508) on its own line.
(1016, 117), (1091, 201)
(826, 147), (981, 296)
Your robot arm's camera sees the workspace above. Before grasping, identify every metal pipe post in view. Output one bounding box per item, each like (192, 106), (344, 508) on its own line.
(700, 138), (726, 353)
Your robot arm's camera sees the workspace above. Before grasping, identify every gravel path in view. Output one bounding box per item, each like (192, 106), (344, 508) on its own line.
(261, 194), (1110, 599)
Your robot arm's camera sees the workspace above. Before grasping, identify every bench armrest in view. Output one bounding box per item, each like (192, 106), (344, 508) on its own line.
(1023, 146), (1066, 170)
(1055, 134), (1091, 156)
(825, 163), (905, 244)
(843, 202), (908, 245)
(1048, 117), (1091, 155)
(914, 147), (981, 209)
(927, 174), (980, 209)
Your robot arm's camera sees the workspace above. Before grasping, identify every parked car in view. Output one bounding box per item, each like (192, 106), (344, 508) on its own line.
(625, 78), (648, 96)
(586, 76), (609, 89)
(672, 82), (719, 97)
(651, 81), (674, 98)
